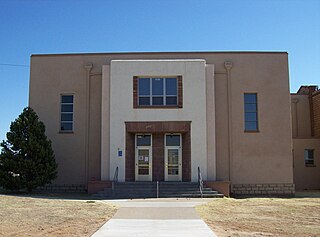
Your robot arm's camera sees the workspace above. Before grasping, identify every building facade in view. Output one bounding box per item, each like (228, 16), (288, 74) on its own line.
(291, 86), (320, 190)
(29, 52), (299, 195)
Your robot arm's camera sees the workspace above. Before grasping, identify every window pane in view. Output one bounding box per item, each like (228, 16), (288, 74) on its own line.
(166, 78), (177, 95)
(61, 122), (73, 131)
(137, 135), (151, 146)
(244, 94), (257, 103)
(305, 159), (314, 165)
(166, 135), (180, 146)
(168, 167), (179, 175)
(245, 121), (258, 131)
(138, 167), (149, 175)
(308, 150), (314, 159)
(152, 78), (163, 95)
(61, 113), (73, 121)
(139, 97), (150, 106)
(245, 112), (257, 121)
(152, 97), (164, 105)
(138, 78), (150, 95)
(168, 149), (179, 165)
(61, 104), (73, 112)
(244, 103), (257, 112)
(61, 95), (73, 103)
(166, 96), (177, 105)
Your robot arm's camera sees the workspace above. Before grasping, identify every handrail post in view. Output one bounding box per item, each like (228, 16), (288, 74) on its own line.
(112, 167), (119, 191)
(198, 166), (203, 198)
(156, 168), (159, 198)
(157, 181), (159, 198)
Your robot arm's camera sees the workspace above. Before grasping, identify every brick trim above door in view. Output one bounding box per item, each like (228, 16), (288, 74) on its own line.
(125, 121), (191, 133)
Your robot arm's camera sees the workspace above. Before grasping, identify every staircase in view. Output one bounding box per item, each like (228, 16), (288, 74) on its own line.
(92, 182), (224, 199)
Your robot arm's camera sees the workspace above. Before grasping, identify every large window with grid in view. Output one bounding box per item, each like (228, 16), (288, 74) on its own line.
(60, 95), (73, 132)
(138, 77), (178, 106)
(244, 93), (258, 131)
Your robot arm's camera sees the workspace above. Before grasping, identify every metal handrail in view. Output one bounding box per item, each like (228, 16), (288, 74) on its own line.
(156, 167), (159, 198)
(112, 166), (119, 190)
(198, 166), (203, 198)
(156, 181), (159, 198)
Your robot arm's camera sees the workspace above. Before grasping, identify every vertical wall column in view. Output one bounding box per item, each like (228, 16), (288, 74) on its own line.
(292, 98), (299, 138)
(224, 61), (233, 182)
(84, 64), (93, 183)
(101, 65), (111, 180)
(206, 64), (216, 180)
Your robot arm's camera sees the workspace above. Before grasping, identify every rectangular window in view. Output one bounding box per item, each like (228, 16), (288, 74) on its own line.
(165, 134), (181, 146)
(138, 77), (178, 106)
(136, 134), (151, 146)
(244, 93), (258, 131)
(304, 149), (315, 166)
(60, 95), (73, 132)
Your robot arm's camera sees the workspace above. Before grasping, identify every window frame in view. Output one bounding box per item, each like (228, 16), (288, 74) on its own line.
(60, 94), (74, 133)
(304, 149), (315, 167)
(138, 77), (178, 106)
(244, 93), (259, 132)
(133, 76), (183, 109)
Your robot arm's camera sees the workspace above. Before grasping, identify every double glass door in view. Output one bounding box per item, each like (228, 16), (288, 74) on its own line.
(135, 134), (182, 182)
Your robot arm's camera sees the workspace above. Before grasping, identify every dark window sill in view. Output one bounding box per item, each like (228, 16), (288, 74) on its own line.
(305, 164), (316, 167)
(59, 131), (74, 134)
(135, 105), (182, 109)
(244, 130), (260, 133)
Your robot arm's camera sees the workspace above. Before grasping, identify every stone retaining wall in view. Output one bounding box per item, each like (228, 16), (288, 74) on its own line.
(36, 184), (86, 192)
(232, 183), (295, 195)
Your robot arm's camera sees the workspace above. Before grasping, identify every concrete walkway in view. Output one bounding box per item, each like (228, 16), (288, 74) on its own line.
(91, 198), (217, 237)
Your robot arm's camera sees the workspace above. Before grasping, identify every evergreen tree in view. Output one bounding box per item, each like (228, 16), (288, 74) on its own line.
(0, 107), (57, 192)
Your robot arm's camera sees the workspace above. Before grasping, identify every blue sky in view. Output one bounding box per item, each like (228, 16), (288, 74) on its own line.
(0, 0), (319, 142)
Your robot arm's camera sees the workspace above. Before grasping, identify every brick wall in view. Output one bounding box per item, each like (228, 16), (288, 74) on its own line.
(312, 91), (320, 137)
(152, 134), (165, 181)
(182, 132), (191, 181)
(125, 132), (135, 181)
(232, 183), (295, 195)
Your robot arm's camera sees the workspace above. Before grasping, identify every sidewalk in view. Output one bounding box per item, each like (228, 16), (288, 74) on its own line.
(91, 198), (217, 237)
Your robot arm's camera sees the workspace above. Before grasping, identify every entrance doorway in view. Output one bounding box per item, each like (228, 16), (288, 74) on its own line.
(165, 134), (182, 181)
(135, 134), (152, 181)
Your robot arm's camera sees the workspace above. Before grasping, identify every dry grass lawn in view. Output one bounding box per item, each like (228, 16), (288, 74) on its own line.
(196, 193), (320, 237)
(0, 194), (117, 237)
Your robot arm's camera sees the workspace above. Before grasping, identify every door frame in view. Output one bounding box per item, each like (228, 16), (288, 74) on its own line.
(135, 134), (152, 181)
(164, 133), (182, 181)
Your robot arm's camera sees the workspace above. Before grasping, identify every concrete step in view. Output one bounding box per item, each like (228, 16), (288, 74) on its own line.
(159, 193), (224, 198)
(159, 190), (219, 194)
(92, 182), (224, 199)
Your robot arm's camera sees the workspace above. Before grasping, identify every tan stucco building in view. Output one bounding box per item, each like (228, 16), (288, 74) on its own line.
(28, 51), (319, 195)
(291, 86), (320, 190)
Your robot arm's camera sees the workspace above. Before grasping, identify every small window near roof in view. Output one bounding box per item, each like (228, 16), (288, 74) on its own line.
(60, 95), (73, 132)
(244, 93), (258, 131)
(304, 149), (315, 166)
